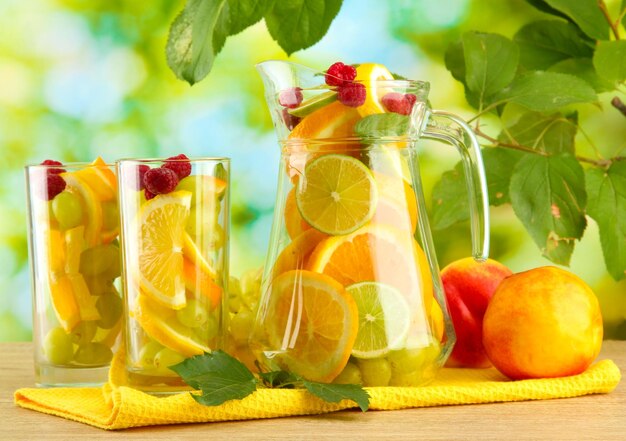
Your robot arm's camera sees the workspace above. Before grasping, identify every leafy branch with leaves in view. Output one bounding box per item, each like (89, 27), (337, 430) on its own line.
(166, 0), (344, 85)
(433, 0), (626, 279)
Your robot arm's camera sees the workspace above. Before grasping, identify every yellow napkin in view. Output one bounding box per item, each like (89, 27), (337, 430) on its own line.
(15, 349), (621, 430)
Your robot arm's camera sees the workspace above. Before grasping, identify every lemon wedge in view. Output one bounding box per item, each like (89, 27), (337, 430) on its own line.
(354, 63), (395, 116)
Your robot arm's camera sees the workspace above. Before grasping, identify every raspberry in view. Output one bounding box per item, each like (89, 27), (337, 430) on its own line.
(40, 159), (65, 175)
(38, 173), (66, 201)
(144, 167), (179, 195)
(325, 62), (357, 87)
(338, 82), (366, 107)
(278, 87), (303, 109)
(381, 92), (418, 115)
(144, 188), (156, 200)
(162, 153), (191, 179)
(282, 108), (301, 131)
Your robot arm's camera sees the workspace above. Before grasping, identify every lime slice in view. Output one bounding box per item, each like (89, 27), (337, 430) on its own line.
(288, 91), (337, 118)
(296, 154), (378, 235)
(346, 281), (410, 359)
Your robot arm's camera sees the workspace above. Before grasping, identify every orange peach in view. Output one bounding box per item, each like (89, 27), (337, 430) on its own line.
(442, 257), (513, 368)
(483, 266), (603, 380)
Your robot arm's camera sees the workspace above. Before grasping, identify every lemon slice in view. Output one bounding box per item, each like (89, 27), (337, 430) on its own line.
(346, 282), (410, 359)
(296, 154), (378, 235)
(133, 294), (210, 357)
(354, 63), (395, 116)
(136, 190), (191, 310)
(74, 157), (116, 202)
(61, 173), (103, 247)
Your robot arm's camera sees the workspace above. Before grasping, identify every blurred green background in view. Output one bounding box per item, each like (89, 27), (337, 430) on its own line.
(1, 0), (625, 341)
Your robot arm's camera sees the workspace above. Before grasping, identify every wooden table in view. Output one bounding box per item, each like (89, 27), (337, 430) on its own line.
(2, 342), (624, 440)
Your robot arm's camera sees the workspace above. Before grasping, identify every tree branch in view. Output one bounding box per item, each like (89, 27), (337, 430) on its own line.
(598, 0), (621, 40)
(611, 96), (626, 118)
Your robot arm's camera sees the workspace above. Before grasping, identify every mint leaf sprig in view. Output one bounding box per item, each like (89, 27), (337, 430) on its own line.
(170, 350), (370, 412)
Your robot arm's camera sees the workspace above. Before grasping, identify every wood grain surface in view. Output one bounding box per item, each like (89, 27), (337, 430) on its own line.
(1, 341), (624, 440)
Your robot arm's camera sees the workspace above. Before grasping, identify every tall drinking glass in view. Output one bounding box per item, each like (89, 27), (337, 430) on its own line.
(26, 160), (122, 386)
(117, 157), (229, 393)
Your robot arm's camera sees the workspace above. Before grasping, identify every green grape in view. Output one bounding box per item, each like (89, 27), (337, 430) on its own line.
(84, 276), (115, 296)
(358, 358), (392, 386)
(387, 347), (430, 375)
(229, 276), (242, 298)
(333, 362), (362, 384)
(228, 292), (242, 313)
(74, 342), (113, 365)
(389, 369), (423, 387)
(195, 314), (220, 341)
(96, 292), (123, 329)
(240, 268), (262, 298)
(176, 176), (200, 205)
(154, 348), (185, 373)
(138, 340), (164, 368)
(52, 191), (84, 230)
(186, 205), (219, 237)
(70, 321), (97, 345)
(79, 244), (118, 276)
(101, 201), (119, 231)
(230, 309), (253, 344)
(43, 327), (74, 365)
(101, 249), (121, 280)
(176, 299), (208, 328)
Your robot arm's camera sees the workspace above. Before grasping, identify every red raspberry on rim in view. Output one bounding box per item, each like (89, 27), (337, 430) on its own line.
(325, 62), (357, 87)
(40, 159), (65, 175)
(162, 153), (191, 179)
(338, 82), (366, 107)
(144, 167), (179, 195)
(381, 92), (417, 115)
(38, 174), (66, 201)
(144, 188), (156, 200)
(129, 164), (150, 191)
(278, 87), (303, 109)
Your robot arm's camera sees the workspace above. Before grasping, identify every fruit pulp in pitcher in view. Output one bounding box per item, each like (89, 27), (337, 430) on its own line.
(252, 63), (445, 386)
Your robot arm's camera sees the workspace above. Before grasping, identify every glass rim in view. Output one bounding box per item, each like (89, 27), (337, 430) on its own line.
(276, 80), (430, 95)
(280, 137), (418, 149)
(116, 157), (230, 163)
(25, 162), (114, 169)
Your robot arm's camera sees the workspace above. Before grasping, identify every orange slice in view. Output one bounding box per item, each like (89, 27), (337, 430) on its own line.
(133, 294), (210, 357)
(49, 275), (81, 332)
(271, 229), (327, 278)
(182, 232), (216, 279)
(308, 224), (433, 309)
(265, 270), (358, 382)
(284, 187), (312, 240)
(67, 273), (100, 321)
(286, 101), (361, 182)
(46, 229), (66, 278)
(136, 191), (191, 310)
(74, 157), (116, 202)
(64, 225), (85, 274)
(61, 172), (103, 247)
(182, 257), (222, 310)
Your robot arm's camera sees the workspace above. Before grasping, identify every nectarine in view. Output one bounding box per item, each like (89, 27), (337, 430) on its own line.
(442, 257), (512, 368)
(483, 266), (603, 380)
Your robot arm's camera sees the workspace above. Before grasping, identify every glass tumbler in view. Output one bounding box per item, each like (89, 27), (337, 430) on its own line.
(117, 157), (229, 393)
(26, 160), (123, 386)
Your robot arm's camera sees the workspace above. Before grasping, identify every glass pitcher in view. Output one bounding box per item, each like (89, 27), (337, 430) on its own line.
(250, 60), (489, 387)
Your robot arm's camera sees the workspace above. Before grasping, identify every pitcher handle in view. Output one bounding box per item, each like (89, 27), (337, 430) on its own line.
(421, 109), (490, 261)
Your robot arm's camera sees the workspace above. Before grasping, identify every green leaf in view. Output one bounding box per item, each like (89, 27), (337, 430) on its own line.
(431, 148), (525, 225)
(499, 111), (577, 155)
(525, 0), (570, 20)
(499, 71), (597, 112)
(514, 20), (593, 70)
(586, 161), (626, 280)
(213, 0), (274, 54)
(542, 0), (609, 40)
(301, 379), (370, 412)
(170, 350), (258, 406)
(593, 40), (626, 84)
(166, 0), (272, 85)
(444, 40), (466, 84)
(431, 162), (469, 230)
(548, 58), (614, 93)
(354, 113), (410, 138)
(510, 154), (587, 265)
(482, 148), (525, 206)
(265, 0), (343, 55)
(462, 32), (519, 103)
(623, 0), (626, 28)
(258, 370), (298, 388)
